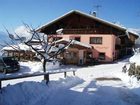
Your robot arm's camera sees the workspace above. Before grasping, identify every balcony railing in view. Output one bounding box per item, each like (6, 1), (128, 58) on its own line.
(63, 28), (97, 34)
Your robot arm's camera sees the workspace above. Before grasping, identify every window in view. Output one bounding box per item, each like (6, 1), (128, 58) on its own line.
(98, 53), (105, 60)
(90, 37), (102, 44)
(70, 36), (81, 42)
(74, 37), (81, 42)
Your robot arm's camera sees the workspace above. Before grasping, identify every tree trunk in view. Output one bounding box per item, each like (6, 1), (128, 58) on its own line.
(43, 59), (47, 72)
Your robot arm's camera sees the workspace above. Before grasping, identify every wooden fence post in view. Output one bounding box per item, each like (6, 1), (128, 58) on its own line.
(0, 81), (1, 90)
(44, 74), (49, 83)
(73, 71), (75, 76)
(64, 72), (67, 78)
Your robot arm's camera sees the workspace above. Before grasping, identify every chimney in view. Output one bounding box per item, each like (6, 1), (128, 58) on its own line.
(92, 11), (97, 17)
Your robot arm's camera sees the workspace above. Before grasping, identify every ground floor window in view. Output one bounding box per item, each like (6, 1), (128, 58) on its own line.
(98, 52), (105, 60)
(70, 36), (81, 42)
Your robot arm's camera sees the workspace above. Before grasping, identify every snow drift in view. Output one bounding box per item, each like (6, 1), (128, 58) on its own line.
(129, 53), (140, 65)
(1, 57), (140, 105)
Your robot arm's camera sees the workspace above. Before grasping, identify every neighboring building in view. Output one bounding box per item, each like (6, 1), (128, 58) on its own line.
(2, 43), (36, 61)
(2, 40), (44, 61)
(37, 10), (139, 64)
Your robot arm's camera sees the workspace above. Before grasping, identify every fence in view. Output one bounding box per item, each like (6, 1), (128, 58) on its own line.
(0, 70), (76, 89)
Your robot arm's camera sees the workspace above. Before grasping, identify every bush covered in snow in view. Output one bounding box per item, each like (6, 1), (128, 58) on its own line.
(123, 52), (140, 80)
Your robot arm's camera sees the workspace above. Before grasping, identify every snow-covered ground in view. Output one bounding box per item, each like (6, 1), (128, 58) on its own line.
(129, 53), (140, 65)
(1, 57), (140, 105)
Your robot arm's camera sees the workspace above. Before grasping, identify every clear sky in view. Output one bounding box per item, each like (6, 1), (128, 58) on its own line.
(0, 0), (140, 32)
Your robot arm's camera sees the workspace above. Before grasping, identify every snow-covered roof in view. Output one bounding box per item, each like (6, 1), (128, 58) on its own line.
(36, 10), (139, 37)
(129, 53), (140, 65)
(2, 43), (31, 51)
(31, 39), (42, 42)
(128, 28), (140, 36)
(55, 39), (92, 49)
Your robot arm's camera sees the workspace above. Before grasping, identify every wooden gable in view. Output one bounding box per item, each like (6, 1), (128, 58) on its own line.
(38, 11), (125, 36)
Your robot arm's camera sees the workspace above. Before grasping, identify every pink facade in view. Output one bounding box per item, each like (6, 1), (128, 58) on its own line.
(57, 34), (117, 62)
(37, 10), (138, 64)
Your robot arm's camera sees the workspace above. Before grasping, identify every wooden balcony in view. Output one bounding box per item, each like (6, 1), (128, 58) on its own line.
(62, 28), (116, 34)
(63, 28), (97, 34)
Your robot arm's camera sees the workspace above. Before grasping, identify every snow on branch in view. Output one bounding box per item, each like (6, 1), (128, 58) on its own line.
(4, 24), (71, 72)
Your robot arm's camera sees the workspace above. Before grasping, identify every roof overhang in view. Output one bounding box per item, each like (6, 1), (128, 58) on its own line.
(36, 10), (139, 39)
(55, 39), (92, 50)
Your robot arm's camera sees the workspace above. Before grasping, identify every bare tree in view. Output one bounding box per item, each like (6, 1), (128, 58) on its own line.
(3, 24), (72, 78)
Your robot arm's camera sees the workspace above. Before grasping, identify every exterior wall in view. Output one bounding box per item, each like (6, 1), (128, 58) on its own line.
(64, 48), (79, 64)
(79, 50), (84, 64)
(57, 34), (116, 62)
(59, 35), (70, 39)
(114, 36), (121, 60)
(81, 34), (116, 62)
(63, 48), (91, 65)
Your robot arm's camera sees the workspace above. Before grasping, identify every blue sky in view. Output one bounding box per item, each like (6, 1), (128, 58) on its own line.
(0, 0), (140, 32)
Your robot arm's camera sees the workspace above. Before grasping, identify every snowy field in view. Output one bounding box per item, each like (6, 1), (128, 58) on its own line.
(1, 57), (140, 105)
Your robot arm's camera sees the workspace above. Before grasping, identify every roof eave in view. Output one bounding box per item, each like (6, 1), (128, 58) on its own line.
(36, 10), (138, 37)
(36, 10), (126, 32)
(36, 10), (76, 32)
